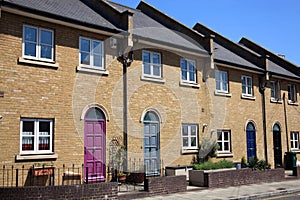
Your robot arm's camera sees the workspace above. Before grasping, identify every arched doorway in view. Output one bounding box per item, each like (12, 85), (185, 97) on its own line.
(143, 111), (160, 176)
(246, 122), (256, 161)
(273, 123), (282, 168)
(84, 107), (106, 182)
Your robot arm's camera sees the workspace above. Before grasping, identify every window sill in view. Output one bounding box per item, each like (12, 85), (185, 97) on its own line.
(241, 95), (256, 101)
(179, 81), (200, 88)
(290, 149), (300, 153)
(16, 153), (58, 161)
(216, 153), (233, 158)
(270, 99), (283, 104)
(214, 91), (232, 97)
(18, 57), (59, 69)
(77, 66), (109, 75)
(181, 149), (198, 154)
(288, 101), (299, 106)
(140, 76), (166, 84)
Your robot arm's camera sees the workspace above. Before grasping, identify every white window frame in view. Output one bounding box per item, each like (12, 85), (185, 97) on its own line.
(241, 75), (253, 96)
(217, 130), (231, 153)
(20, 118), (53, 155)
(142, 50), (162, 78)
(79, 36), (104, 69)
(291, 132), (299, 150)
(182, 124), (198, 150)
(22, 25), (54, 62)
(215, 70), (228, 93)
(270, 81), (281, 100)
(180, 58), (197, 83)
(288, 83), (297, 103)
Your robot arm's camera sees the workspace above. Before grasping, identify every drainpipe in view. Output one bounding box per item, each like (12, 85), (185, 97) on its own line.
(116, 10), (134, 171)
(283, 93), (289, 152)
(260, 55), (269, 163)
(260, 77), (268, 163)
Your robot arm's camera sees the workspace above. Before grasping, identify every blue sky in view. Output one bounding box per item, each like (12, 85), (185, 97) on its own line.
(111, 0), (300, 66)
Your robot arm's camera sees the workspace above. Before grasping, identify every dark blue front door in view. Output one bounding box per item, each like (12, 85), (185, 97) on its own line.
(246, 123), (256, 161)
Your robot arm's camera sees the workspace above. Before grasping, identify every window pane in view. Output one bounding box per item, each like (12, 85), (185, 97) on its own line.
(182, 137), (188, 147)
(242, 85), (246, 94)
(153, 65), (160, 76)
(217, 132), (222, 140)
(188, 62), (195, 72)
(40, 30), (52, 45)
(181, 59), (187, 70)
(153, 54), (160, 64)
(23, 121), (34, 134)
(39, 121), (50, 134)
(22, 137), (34, 151)
(25, 27), (37, 42)
(191, 126), (196, 135)
(222, 81), (228, 91)
(39, 137), (50, 150)
(40, 45), (52, 59)
(191, 137), (196, 147)
(189, 71), (195, 81)
(224, 142), (229, 151)
(218, 142), (222, 150)
(224, 132), (229, 140)
(81, 38), (90, 52)
(93, 41), (101, 54)
(93, 55), (102, 67)
(182, 126), (188, 136)
(144, 63), (150, 75)
(81, 53), (90, 65)
(24, 42), (37, 57)
(143, 52), (150, 63)
(181, 70), (187, 81)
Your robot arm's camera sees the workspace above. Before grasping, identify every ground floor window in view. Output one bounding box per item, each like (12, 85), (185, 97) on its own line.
(217, 130), (231, 153)
(20, 118), (53, 154)
(290, 131), (299, 150)
(182, 124), (198, 150)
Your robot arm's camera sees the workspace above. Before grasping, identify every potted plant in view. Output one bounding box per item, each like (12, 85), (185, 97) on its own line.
(114, 145), (127, 182)
(31, 162), (54, 176)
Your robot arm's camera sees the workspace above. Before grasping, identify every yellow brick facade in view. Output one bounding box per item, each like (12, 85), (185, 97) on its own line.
(1, 3), (300, 187)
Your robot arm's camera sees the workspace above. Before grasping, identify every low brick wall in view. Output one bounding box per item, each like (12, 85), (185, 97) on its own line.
(189, 168), (285, 188)
(0, 182), (118, 200)
(145, 175), (187, 195)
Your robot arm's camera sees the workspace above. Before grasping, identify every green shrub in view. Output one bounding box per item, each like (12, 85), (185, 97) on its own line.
(247, 156), (271, 170)
(192, 160), (234, 170)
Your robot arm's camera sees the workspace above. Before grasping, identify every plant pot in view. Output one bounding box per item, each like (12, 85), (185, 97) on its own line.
(31, 166), (54, 176)
(118, 174), (126, 183)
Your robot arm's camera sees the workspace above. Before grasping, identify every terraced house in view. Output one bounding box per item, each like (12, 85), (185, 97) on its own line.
(0, 0), (299, 186)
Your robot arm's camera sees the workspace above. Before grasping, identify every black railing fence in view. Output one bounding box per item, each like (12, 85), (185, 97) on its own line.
(1, 164), (82, 188)
(1, 159), (164, 188)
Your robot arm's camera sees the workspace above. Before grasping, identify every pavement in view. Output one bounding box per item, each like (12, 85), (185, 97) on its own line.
(133, 171), (300, 200)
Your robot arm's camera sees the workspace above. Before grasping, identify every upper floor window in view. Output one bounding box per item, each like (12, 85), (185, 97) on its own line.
(270, 81), (281, 100)
(182, 124), (198, 150)
(215, 70), (228, 93)
(181, 59), (196, 83)
(290, 132), (299, 150)
(288, 84), (297, 103)
(142, 50), (161, 78)
(20, 118), (53, 155)
(79, 37), (104, 69)
(23, 25), (54, 61)
(217, 130), (231, 153)
(241, 75), (253, 96)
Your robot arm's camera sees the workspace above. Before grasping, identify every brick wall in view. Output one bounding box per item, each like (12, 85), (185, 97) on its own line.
(0, 182), (118, 200)
(190, 168), (285, 188)
(144, 175), (187, 195)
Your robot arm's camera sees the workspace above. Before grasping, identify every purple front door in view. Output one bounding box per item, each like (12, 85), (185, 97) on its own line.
(84, 108), (106, 182)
